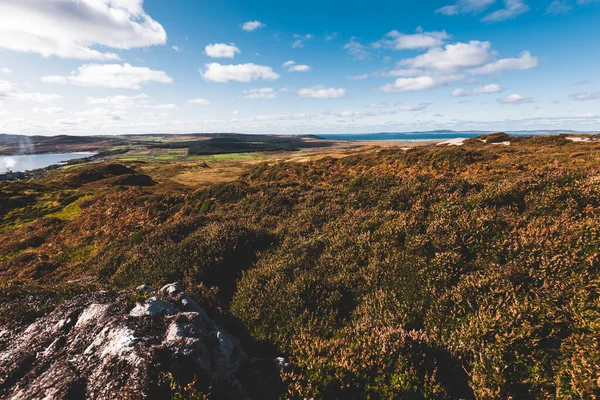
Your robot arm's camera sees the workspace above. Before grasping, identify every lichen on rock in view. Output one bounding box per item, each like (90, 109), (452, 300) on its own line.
(0, 283), (282, 399)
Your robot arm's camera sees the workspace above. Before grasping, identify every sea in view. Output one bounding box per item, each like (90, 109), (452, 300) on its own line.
(316, 130), (583, 142)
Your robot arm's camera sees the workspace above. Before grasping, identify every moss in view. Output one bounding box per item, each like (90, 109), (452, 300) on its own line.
(46, 196), (92, 221)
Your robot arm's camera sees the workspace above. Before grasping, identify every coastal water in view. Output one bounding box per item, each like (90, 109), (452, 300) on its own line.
(316, 131), (563, 142)
(0, 153), (95, 172)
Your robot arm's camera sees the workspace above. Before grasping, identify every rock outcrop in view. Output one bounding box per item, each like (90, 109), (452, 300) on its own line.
(0, 283), (282, 399)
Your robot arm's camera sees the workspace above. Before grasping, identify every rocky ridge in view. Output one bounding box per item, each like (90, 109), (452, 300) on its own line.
(0, 283), (282, 399)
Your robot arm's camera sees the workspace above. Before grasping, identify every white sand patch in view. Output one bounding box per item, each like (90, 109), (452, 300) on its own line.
(437, 138), (466, 146)
(566, 137), (592, 142)
(491, 141), (511, 146)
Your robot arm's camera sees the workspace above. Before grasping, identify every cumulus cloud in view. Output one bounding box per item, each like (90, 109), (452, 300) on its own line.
(1, 68), (12, 74)
(43, 63), (173, 89)
(0, 0), (166, 60)
(0, 80), (63, 103)
(205, 43), (240, 58)
(298, 86), (346, 98)
(451, 83), (502, 96)
(375, 40), (536, 94)
(282, 61), (311, 72)
(399, 41), (492, 71)
(200, 63), (280, 83)
(482, 0), (530, 22)
(395, 42), (537, 76)
(374, 29), (450, 50)
(188, 98), (211, 105)
(292, 34), (313, 48)
(344, 37), (370, 60)
(468, 51), (538, 74)
(497, 93), (534, 104)
(569, 91), (600, 101)
(376, 75), (462, 92)
(242, 20), (266, 32)
(243, 88), (276, 99)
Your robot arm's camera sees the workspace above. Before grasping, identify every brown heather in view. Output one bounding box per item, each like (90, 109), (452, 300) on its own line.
(1, 134), (599, 398)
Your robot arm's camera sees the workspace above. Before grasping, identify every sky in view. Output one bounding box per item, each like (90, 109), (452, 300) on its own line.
(0, 0), (599, 136)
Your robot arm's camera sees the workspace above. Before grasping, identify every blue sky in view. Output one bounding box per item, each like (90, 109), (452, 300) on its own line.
(0, 0), (599, 135)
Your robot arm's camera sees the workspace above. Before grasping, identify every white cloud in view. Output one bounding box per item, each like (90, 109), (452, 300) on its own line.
(374, 30), (450, 50)
(344, 37), (370, 60)
(282, 61), (311, 72)
(292, 34), (313, 48)
(243, 88), (276, 99)
(347, 73), (369, 80)
(437, 0), (529, 22)
(42, 63), (172, 89)
(172, 45), (181, 52)
(468, 51), (538, 74)
(451, 83), (502, 96)
(376, 75), (461, 92)
(1, 68), (12, 74)
(546, 0), (573, 14)
(398, 103), (431, 111)
(298, 86), (346, 98)
(289, 65), (310, 72)
(366, 102), (396, 108)
(32, 107), (63, 114)
(436, 0), (496, 15)
(242, 20), (266, 32)
(367, 101), (431, 111)
(200, 63), (279, 83)
(399, 41), (492, 71)
(87, 93), (150, 107)
(396, 42), (537, 77)
(0, 0), (166, 60)
(383, 68), (424, 77)
(14, 93), (63, 103)
(497, 93), (534, 104)
(331, 102), (431, 120)
(188, 98), (211, 105)
(205, 43), (240, 58)
(325, 32), (339, 42)
(0, 80), (63, 103)
(569, 91), (600, 101)
(154, 103), (177, 110)
(482, 0), (530, 22)
(333, 110), (397, 119)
